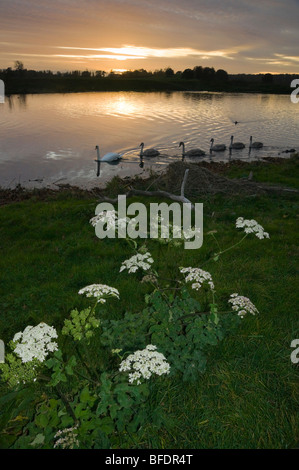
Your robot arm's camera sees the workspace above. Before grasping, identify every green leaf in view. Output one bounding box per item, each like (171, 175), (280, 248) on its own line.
(35, 413), (49, 428)
(74, 403), (89, 419)
(109, 403), (119, 420)
(30, 433), (45, 447)
(98, 416), (114, 435)
(80, 386), (95, 406)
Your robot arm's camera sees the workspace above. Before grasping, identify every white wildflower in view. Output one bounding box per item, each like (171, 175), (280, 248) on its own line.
(180, 267), (215, 291)
(228, 293), (259, 318)
(119, 345), (170, 385)
(78, 284), (119, 304)
(90, 210), (130, 232)
(150, 215), (201, 246)
(236, 217), (270, 239)
(183, 226), (201, 241)
(119, 252), (154, 274)
(13, 322), (58, 363)
(54, 425), (79, 449)
(89, 210), (117, 230)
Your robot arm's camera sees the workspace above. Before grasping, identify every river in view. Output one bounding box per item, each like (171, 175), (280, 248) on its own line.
(0, 91), (298, 188)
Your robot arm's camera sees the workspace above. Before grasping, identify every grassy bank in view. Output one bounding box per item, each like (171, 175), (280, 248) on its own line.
(0, 157), (298, 448)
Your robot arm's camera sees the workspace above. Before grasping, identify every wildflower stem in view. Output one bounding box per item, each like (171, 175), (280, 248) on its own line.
(74, 344), (99, 382)
(55, 385), (78, 424)
(215, 234), (248, 258)
(52, 349), (99, 384)
(211, 232), (222, 253)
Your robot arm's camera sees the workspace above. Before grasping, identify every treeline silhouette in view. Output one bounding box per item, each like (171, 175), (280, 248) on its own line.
(0, 64), (228, 80)
(1, 61), (298, 94)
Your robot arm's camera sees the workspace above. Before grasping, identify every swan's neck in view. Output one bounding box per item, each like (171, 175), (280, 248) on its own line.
(210, 140), (213, 150)
(181, 143), (185, 155)
(140, 143), (144, 156)
(96, 147), (100, 161)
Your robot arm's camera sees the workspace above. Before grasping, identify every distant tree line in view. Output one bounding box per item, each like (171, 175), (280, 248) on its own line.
(1, 61), (298, 94)
(0, 62), (229, 81)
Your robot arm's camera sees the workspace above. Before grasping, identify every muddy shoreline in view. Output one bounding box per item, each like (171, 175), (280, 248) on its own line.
(0, 155), (297, 206)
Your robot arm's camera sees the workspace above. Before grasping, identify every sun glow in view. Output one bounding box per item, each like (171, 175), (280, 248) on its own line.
(57, 45), (236, 61)
(112, 69), (128, 73)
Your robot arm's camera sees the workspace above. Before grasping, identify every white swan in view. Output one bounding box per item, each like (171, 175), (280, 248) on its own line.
(94, 145), (122, 176)
(179, 141), (205, 157)
(249, 136), (263, 149)
(229, 135), (245, 150)
(139, 142), (160, 157)
(210, 138), (226, 152)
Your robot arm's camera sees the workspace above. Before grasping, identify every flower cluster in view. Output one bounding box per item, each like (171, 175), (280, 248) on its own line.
(228, 293), (259, 318)
(90, 210), (129, 232)
(119, 345), (170, 385)
(13, 323), (58, 363)
(90, 210), (116, 229)
(78, 284), (120, 304)
(141, 274), (158, 284)
(236, 217), (270, 239)
(180, 267), (215, 291)
(54, 425), (79, 449)
(149, 215), (201, 247)
(0, 353), (39, 388)
(119, 252), (154, 274)
(183, 226), (201, 240)
(62, 307), (100, 342)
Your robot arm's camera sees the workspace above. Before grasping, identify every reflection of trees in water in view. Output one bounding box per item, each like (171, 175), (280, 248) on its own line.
(6, 94), (27, 110)
(7, 95), (14, 110)
(182, 92), (218, 102)
(18, 94), (27, 109)
(164, 91), (174, 100)
(260, 95), (270, 103)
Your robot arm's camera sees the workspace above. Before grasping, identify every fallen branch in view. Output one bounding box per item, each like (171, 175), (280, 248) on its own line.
(99, 169), (195, 209)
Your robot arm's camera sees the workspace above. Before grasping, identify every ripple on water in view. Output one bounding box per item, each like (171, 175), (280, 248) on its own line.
(0, 91), (298, 188)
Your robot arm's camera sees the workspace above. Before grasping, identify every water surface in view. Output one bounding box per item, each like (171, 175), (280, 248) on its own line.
(0, 91), (298, 188)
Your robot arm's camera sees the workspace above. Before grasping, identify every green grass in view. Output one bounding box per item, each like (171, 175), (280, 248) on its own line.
(223, 156), (299, 190)
(0, 158), (298, 448)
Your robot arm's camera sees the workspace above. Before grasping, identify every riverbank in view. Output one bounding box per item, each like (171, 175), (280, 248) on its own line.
(1, 155), (298, 206)
(0, 153), (298, 449)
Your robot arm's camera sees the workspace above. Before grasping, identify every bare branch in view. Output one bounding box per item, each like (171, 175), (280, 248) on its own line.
(99, 169), (195, 209)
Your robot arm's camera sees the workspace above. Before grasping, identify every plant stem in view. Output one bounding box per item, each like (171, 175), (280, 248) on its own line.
(215, 234), (248, 257)
(55, 385), (78, 424)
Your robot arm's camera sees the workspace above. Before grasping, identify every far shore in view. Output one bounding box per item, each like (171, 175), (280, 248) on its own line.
(2, 76), (295, 96)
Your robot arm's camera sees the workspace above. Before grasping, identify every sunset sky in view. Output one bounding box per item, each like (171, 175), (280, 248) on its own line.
(1, 0), (299, 74)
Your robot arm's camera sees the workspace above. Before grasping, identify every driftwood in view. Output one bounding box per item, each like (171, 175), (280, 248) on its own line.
(99, 169), (195, 209)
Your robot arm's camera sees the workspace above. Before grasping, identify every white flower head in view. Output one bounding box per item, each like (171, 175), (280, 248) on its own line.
(54, 425), (79, 449)
(90, 210), (130, 233)
(150, 215), (201, 247)
(13, 322), (58, 363)
(180, 267), (215, 291)
(228, 293), (259, 318)
(119, 345), (170, 385)
(236, 217), (270, 239)
(78, 284), (120, 304)
(120, 252), (154, 274)
(90, 210), (117, 229)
